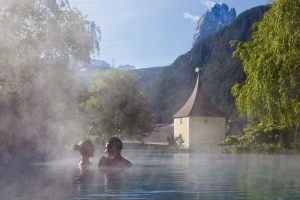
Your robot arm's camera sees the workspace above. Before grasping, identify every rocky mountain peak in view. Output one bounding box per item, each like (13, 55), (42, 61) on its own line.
(192, 3), (236, 47)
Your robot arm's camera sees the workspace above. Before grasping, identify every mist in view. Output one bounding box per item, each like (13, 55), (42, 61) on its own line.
(0, 0), (100, 164)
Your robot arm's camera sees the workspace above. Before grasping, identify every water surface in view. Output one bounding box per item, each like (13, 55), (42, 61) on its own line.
(1, 151), (300, 200)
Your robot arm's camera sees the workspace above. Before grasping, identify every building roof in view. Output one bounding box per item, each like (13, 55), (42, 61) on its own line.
(143, 124), (173, 145)
(174, 75), (224, 118)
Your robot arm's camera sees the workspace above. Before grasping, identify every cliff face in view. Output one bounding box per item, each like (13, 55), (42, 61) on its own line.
(193, 3), (236, 47)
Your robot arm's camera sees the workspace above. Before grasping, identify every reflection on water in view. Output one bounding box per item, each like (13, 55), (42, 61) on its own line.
(73, 170), (95, 198)
(1, 151), (300, 200)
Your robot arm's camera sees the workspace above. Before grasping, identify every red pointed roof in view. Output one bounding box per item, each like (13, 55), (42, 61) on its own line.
(174, 75), (224, 118)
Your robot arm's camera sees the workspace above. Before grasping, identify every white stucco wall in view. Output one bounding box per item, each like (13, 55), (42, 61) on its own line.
(174, 116), (226, 150)
(189, 116), (226, 150)
(174, 117), (189, 149)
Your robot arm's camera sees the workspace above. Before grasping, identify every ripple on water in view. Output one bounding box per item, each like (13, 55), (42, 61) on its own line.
(1, 152), (300, 200)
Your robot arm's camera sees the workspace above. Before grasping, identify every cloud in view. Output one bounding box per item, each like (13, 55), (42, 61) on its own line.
(183, 12), (200, 23)
(199, 0), (216, 8)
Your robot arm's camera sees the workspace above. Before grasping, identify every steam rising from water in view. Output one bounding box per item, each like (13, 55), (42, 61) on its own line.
(1, 151), (300, 200)
(0, 0), (100, 164)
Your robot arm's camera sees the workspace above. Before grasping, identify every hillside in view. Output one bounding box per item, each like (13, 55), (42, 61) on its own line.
(134, 66), (166, 90)
(138, 5), (269, 123)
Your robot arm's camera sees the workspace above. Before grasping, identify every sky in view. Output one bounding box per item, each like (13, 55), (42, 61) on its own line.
(68, 0), (269, 68)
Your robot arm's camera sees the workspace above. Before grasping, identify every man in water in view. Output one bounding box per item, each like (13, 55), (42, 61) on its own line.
(98, 137), (132, 169)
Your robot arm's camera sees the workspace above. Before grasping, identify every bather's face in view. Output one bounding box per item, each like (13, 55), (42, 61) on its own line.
(105, 142), (120, 157)
(105, 142), (112, 154)
(86, 145), (95, 157)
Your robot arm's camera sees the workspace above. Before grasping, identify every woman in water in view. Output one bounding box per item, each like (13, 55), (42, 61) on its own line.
(73, 139), (95, 173)
(98, 137), (132, 169)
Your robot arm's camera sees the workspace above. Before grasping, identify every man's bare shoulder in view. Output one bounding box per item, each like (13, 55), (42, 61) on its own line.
(98, 156), (108, 167)
(121, 157), (132, 167)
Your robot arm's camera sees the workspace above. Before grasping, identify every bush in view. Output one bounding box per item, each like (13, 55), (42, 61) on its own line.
(167, 134), (184, 148)
(221, 135), (240, 145)
(221, 124), (298, 153)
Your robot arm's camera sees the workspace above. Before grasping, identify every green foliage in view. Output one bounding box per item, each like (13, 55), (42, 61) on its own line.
(82, 69), (154, 142)
(221, 135), (240, 145)
(167, 134), (184, 148)
(222, 124), (300, 153)
(0, 0), (100, 160)
(233, 0), (300, 128)
(240, 124), (293, 148)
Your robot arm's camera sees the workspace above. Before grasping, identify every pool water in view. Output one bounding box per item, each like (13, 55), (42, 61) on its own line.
(1, 151), (300, 200)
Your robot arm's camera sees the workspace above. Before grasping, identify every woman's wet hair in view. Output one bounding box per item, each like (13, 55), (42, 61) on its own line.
(73, 139), (94, 155)
(107, 137), (122, 150)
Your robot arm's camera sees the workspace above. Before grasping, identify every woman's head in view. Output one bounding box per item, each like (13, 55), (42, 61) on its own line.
(73, 139), (95, 158)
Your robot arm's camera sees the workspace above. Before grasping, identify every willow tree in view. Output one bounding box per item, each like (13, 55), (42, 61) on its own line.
(232, 0), (300, 131)
(83, 69), (154, 143)
(0, 0), (100, 160)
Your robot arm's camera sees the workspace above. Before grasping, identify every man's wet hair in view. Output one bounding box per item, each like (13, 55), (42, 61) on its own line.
(108, 137), (122, 150)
